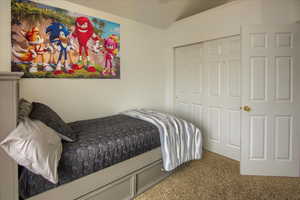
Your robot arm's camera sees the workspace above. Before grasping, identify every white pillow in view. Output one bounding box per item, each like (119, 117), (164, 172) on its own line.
(0, 118), (62, 184)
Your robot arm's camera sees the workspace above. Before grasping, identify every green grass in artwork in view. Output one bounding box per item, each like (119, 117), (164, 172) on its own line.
(17, 63), (118, 79)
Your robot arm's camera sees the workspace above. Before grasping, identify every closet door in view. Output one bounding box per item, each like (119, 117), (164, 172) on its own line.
(222, 36), (242, 159)
(174, 44), (204, 126)
(204, 39), (224, 156)
(241, 25), (300, 177)
(174, 37), (241, 161)
(204, 36), (241, 160)
(174, 45), (191, 121)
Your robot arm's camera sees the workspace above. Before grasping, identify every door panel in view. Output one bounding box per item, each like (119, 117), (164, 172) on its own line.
(275, 56), (292, 102)
(192, 104), (203, 129)
(228, 59), (241, 98)
(227, 109), (241, 149)
(174, 102), (190, 121)
(276, 33), (292, 48)
(208, 107), (221, 143)
(250, 57), (267, 101)
(174, 46), (189, 94)
(274, 116), (292, 160)
(249, 115), (267, 160)
(208, 62), (221, 97)
(241, 25), (300, 177)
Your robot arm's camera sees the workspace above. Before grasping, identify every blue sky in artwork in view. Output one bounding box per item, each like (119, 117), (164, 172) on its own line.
(100, 19), (120, 39)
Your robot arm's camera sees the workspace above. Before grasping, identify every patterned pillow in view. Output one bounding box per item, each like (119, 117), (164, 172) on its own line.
(18, 99), (32, 123)
(29, 102), (76, 142)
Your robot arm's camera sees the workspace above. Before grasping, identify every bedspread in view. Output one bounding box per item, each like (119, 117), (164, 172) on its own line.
(122, 109), (203, 171)
(19, 114), (160, 199)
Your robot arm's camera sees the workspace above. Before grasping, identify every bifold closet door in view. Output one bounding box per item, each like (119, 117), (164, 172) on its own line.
(174, 43), (204, 128)
(174, 36), (242, 161)
(203, 36), (241, 160)
(241, 25), (300, 177)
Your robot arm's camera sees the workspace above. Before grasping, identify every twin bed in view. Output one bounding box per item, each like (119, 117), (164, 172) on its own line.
(20, 114), (161, 199)
(0, 72), (202, 200)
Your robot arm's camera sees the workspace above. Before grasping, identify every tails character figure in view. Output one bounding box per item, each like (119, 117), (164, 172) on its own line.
(102, 35), (119, 76)
(46, 22), (74, 75)
(71, 17), (100, 72)
(12, 27), (52, 73)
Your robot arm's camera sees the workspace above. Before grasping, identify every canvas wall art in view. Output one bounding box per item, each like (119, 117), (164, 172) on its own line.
(11, 0), (120, 79)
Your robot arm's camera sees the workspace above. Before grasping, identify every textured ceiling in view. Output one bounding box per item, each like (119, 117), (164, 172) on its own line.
(65, 0), (236, 28)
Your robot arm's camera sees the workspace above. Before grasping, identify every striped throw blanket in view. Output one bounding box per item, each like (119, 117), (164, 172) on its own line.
(122, 109), (203, 171)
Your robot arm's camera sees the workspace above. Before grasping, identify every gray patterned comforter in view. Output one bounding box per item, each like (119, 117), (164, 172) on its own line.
(19, 114), (160, 199)
(122, 109), (203, 171)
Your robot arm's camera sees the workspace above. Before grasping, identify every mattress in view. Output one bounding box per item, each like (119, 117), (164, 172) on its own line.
(19, 114), (160, 199)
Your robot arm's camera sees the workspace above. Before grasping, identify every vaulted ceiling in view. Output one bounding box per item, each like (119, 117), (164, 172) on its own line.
(65, 0), (236, 28)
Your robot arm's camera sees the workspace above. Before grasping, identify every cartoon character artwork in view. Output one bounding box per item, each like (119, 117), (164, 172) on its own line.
(71, 17), (100, 72)
(12, 27), (53, 73)
(101, 34), (119, 76)
(46, 22), (75, 75)
(11, 0), (120, 79)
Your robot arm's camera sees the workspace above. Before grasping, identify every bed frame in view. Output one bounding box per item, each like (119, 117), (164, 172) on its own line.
(0, 72), (170, 200)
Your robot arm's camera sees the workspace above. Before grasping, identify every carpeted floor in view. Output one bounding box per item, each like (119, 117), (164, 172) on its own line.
(135, 151), (300, 200)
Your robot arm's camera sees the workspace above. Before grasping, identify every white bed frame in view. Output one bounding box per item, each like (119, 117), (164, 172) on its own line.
(0, 72), (170, 200)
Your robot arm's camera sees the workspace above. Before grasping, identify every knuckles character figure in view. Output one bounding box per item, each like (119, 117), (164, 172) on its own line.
(71, 17), (99, 72)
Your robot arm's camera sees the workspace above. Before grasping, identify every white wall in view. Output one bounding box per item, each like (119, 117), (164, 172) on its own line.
(290, 0), (300, 23)
(261, 0), (300, 24)
(167, 0), (263, 47)
(0, 0), (11, 70)
(0, 0), (167, 122)
(165, 0), (300, 112)
(166, 0), (300, 48)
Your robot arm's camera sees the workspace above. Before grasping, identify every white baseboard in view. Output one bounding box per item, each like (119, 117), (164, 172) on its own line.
(204, 142), (240, 161)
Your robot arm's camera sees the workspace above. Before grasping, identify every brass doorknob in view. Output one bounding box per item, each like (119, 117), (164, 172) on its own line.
(240, 105), (251, 112)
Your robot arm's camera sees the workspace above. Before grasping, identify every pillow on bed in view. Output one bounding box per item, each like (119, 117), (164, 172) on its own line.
(0, 118), (62, 184)
(18, 98), (32, 123)
(30, 102), (76, 142)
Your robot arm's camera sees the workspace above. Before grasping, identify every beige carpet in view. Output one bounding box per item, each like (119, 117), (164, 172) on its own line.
(135, 151), (300, 200)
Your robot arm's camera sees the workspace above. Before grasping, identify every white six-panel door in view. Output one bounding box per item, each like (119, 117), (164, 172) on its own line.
(241, 25), (300, 177)
(174, 36), (242, 161)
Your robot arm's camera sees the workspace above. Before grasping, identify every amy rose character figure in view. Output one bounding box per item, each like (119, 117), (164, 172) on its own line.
(102, 35), (119, 76)
(71, 16), (100, 72)
(46, 22), (75, 75)
(12, 27), (52, 73)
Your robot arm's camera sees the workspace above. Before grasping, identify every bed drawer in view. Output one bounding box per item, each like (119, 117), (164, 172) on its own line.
(78, 176), (134, 200)
(136, 160), (169, 194)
